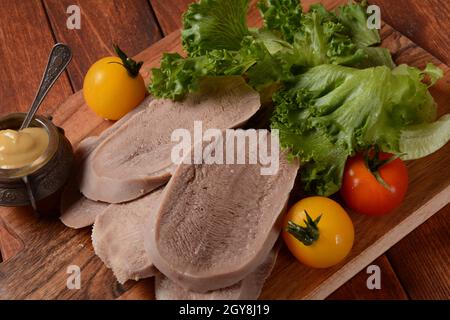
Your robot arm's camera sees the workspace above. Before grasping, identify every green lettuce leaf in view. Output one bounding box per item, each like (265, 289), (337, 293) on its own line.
(182, 0), (250, 57)
(337, 1), (380, 47)
(272, 2), (393, 70)
(356, 47), (395, 69)
(287, 7), (367, 68)
(149, 50), (253, 100)
(150, 0), (395, 100)
(258, 0), (303, 42)
(271, 63), (445, 195)
(149, 36), (281, 100)
(400, 114), (450, 160)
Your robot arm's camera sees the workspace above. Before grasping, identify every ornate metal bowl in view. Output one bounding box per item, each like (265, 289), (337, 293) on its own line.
(0, 113), (73, 212)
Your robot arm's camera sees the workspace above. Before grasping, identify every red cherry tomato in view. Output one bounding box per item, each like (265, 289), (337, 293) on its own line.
(341, 151), (408, 216)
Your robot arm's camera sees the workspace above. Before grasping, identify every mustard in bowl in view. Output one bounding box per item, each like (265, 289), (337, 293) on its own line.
(0, 113), (73, 214)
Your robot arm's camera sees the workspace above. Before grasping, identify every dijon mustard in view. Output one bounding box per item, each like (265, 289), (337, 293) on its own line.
(0, 128), (49, 169)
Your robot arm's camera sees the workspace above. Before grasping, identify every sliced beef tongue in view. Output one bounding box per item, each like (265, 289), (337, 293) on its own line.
(60, 176), (108, 229)
(60, 137), (109, 229)
(79, 76), (261, 203)
(155, 246), (279, 300)
(91, 188), (164, 284)
(60, 98), (152, 229)
(78, 96), (153, 158)
(145, 130), (299, 293)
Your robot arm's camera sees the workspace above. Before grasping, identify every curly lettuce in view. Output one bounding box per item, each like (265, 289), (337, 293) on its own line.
(271, 63), (448, 195)
(182, 0), (250, 57)
(258, 0), (303, 42)
(149, 37), (281, 100)
(149, 0), (395, 100)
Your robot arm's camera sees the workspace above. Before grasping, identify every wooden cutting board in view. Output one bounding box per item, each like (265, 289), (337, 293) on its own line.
(0, 2), (449, 299)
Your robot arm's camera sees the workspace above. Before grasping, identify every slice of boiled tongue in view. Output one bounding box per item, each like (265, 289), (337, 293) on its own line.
(155, 246), (279, 300)
(60, 137), (109, 229)
(60, 176), (108, 229)
(91, 188), (164, 284)
(145, 129), (299, 292)
(79, 76), (261, 204)
(60, 99), (152, 229)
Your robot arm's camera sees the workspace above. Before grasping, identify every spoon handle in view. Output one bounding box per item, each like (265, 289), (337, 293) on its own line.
(20, 43), (72, 130)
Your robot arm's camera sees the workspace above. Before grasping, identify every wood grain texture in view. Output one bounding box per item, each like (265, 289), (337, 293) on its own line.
(387, 205), (450, 300)
(0, 0), (73, 265)
(0, 207), (135, 299)
(117, 278), (155, 300)
(328, 256), (408, 300)
(0, 0), (448, 300)
(149, 0), (190, 35)
(43, 0), (163, 90)
(369, 0), (450, 66)
(0, 0), (73, 115)
(0, 218), (23, 262)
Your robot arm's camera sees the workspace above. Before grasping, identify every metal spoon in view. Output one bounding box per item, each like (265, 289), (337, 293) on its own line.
(20, 43), (72, 130)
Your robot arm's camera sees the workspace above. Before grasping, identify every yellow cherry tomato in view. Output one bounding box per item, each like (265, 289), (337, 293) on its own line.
(282, 196), (354, 268)
(83, 56), (146, 120)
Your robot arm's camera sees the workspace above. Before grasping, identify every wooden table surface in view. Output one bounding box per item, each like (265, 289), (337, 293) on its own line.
(0, 0), (448, 300)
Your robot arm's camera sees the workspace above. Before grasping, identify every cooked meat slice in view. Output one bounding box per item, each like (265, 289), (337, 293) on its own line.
(155, 246), (279, 300)
(75, 97), (152, 162)
(80, 76), (261, 203)
(145, 130), (299, 292)
(60, 177), (108, 229)
(60, 138), (109, 229)
(92, 188), (164, 284)
(60, 100), (152, 228)
(61, 101), (151, 227)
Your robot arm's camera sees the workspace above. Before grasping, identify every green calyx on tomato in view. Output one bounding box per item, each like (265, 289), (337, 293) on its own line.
(364, 147), (402, 191)
(283, 197), (354, 268)
(286, 211), (322, 246)
(112, 44), (143, 78)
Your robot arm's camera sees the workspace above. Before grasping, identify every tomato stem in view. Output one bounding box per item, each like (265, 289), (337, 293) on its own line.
(363, 147), (400, 191)
(113, 44), (143, 78)
(286, 211), (321, 246)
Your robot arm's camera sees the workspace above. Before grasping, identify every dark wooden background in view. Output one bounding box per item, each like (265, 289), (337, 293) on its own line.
(0, 0), (448, 299)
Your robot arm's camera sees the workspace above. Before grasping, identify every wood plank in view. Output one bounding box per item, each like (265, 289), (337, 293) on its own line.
(369, 0), (450, 66)
(0, 218), (23, 262)
(327, 256), (409, 300)
(149, 0), (190, 35)
(377, 16), (450, 299)
(0, 206), (136, 299)
(0, 0), (73, 115)
(0, 0), (73, 264)
(43, 0), (163, 90)
(116, 278), (155, 300)
(387, 205), (450, 300)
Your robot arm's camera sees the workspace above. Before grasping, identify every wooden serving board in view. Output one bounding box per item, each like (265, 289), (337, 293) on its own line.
(0, 1), (449, 299)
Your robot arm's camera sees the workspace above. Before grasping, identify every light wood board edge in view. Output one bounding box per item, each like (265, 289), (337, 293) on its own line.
(304, 185), (450, 299)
